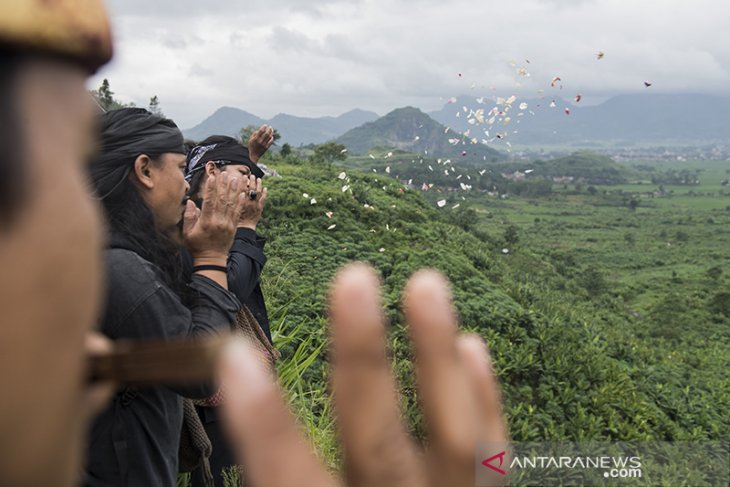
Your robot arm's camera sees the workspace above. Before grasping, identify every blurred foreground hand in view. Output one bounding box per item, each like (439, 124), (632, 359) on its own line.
(219, 263), (508, 487)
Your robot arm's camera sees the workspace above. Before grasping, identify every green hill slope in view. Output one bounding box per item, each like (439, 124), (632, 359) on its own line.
(336, 107), (504, 163)
(256, 156), (728, 477)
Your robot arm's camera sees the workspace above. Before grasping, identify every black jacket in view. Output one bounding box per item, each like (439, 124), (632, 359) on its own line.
(227, 227), (271, 342)
(182, 227), (271, 343)
(85, 235), (240, 487)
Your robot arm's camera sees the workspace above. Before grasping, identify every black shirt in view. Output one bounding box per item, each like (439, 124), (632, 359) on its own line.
(85, 235), (240, 487)
(227, 227), (271, 342)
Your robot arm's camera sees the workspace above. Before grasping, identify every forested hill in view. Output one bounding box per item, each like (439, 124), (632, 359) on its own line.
(336, 106), (504, 163)
(257, 156), (727, 470)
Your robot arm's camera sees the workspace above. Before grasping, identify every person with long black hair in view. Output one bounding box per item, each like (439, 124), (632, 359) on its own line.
(85, 108), (247, 487)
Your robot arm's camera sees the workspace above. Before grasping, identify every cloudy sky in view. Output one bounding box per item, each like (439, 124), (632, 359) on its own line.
(91, 0), (730, 129)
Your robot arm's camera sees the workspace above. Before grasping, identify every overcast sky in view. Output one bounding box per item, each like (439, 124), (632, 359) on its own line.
(90, 0), (730, 129)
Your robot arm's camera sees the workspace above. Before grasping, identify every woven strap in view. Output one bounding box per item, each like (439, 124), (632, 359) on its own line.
(193, 305), (279, 408)
(178, 399), (214, 487)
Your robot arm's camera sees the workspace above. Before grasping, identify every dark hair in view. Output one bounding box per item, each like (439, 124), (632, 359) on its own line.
(185, 135), (240, 202)
(0, 48), (25, 228)
(98, 154), (184, 294)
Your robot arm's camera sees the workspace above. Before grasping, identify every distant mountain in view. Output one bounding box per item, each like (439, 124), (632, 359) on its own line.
(336, 107), (504, 163)
(183, 106), (265, 142)
(183, 107), (379, 146)
(429, 94), (730, 146)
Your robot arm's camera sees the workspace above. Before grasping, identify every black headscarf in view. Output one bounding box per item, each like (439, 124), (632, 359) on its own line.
(90, 108), (185, 199)
(185, 136), (264, 180)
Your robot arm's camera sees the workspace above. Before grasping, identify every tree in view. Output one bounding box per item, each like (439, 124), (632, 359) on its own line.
(453, 208), (478, 232)
(97, 79), (114, 110)
(310, 142), (347, 165)
(628, 198), (640, 211)
(503, 224), (519, 246)
(581, 266), (607, 297)
(280, 143), (292, 158)
(90, 78), (133, 111)
(148, 96), (163, 116)
(675, 231), (689, 243)
(706, 266), (723, 281)
(709, 291), (730, 317)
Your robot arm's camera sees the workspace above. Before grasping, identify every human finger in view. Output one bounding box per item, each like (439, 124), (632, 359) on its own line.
(457, 335), (509, 486)
(232, 190), (247, 224)
(403, 270), (481, 485)
(224, 176), (240, 219)
(259, 187), (268, 208)
(329, 263), (422, 487)
(200, 174), (218, 218)
(214, 172), (230, 217)
(182, 199), (201, 233)
(457, 335), (507, 442)
(249, 125), (265, 143)
(219, 339), (337, 487)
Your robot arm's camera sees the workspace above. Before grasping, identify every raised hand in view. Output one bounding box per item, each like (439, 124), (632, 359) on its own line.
(183, 172), (246, 260)
(238, 175), (267, 230)
(248, 124), (275, 163)
(219, 263), (508, 487)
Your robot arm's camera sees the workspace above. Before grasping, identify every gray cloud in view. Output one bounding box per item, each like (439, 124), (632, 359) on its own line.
(92, 0), (730, 128)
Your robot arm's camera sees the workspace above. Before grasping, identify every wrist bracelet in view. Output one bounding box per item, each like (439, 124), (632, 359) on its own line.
(193, 265), (228, 274)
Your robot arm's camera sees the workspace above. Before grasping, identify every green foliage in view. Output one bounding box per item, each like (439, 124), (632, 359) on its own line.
(706, 266), (722, 281)
(503, 224), (520, 246)
(651, 168), (702, 186)
(310, 142), (348, 165)
(280, 143), (293, 157)
(527, 151), (631, 184)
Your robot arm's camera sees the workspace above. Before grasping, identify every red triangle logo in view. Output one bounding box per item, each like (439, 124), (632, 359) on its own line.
(482, 450), (507, 475)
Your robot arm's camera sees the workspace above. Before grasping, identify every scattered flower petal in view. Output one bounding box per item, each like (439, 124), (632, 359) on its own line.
(437, 199), (447, 207)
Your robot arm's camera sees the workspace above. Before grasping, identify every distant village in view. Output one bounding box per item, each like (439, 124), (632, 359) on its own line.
(511, 143), (730, 163)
